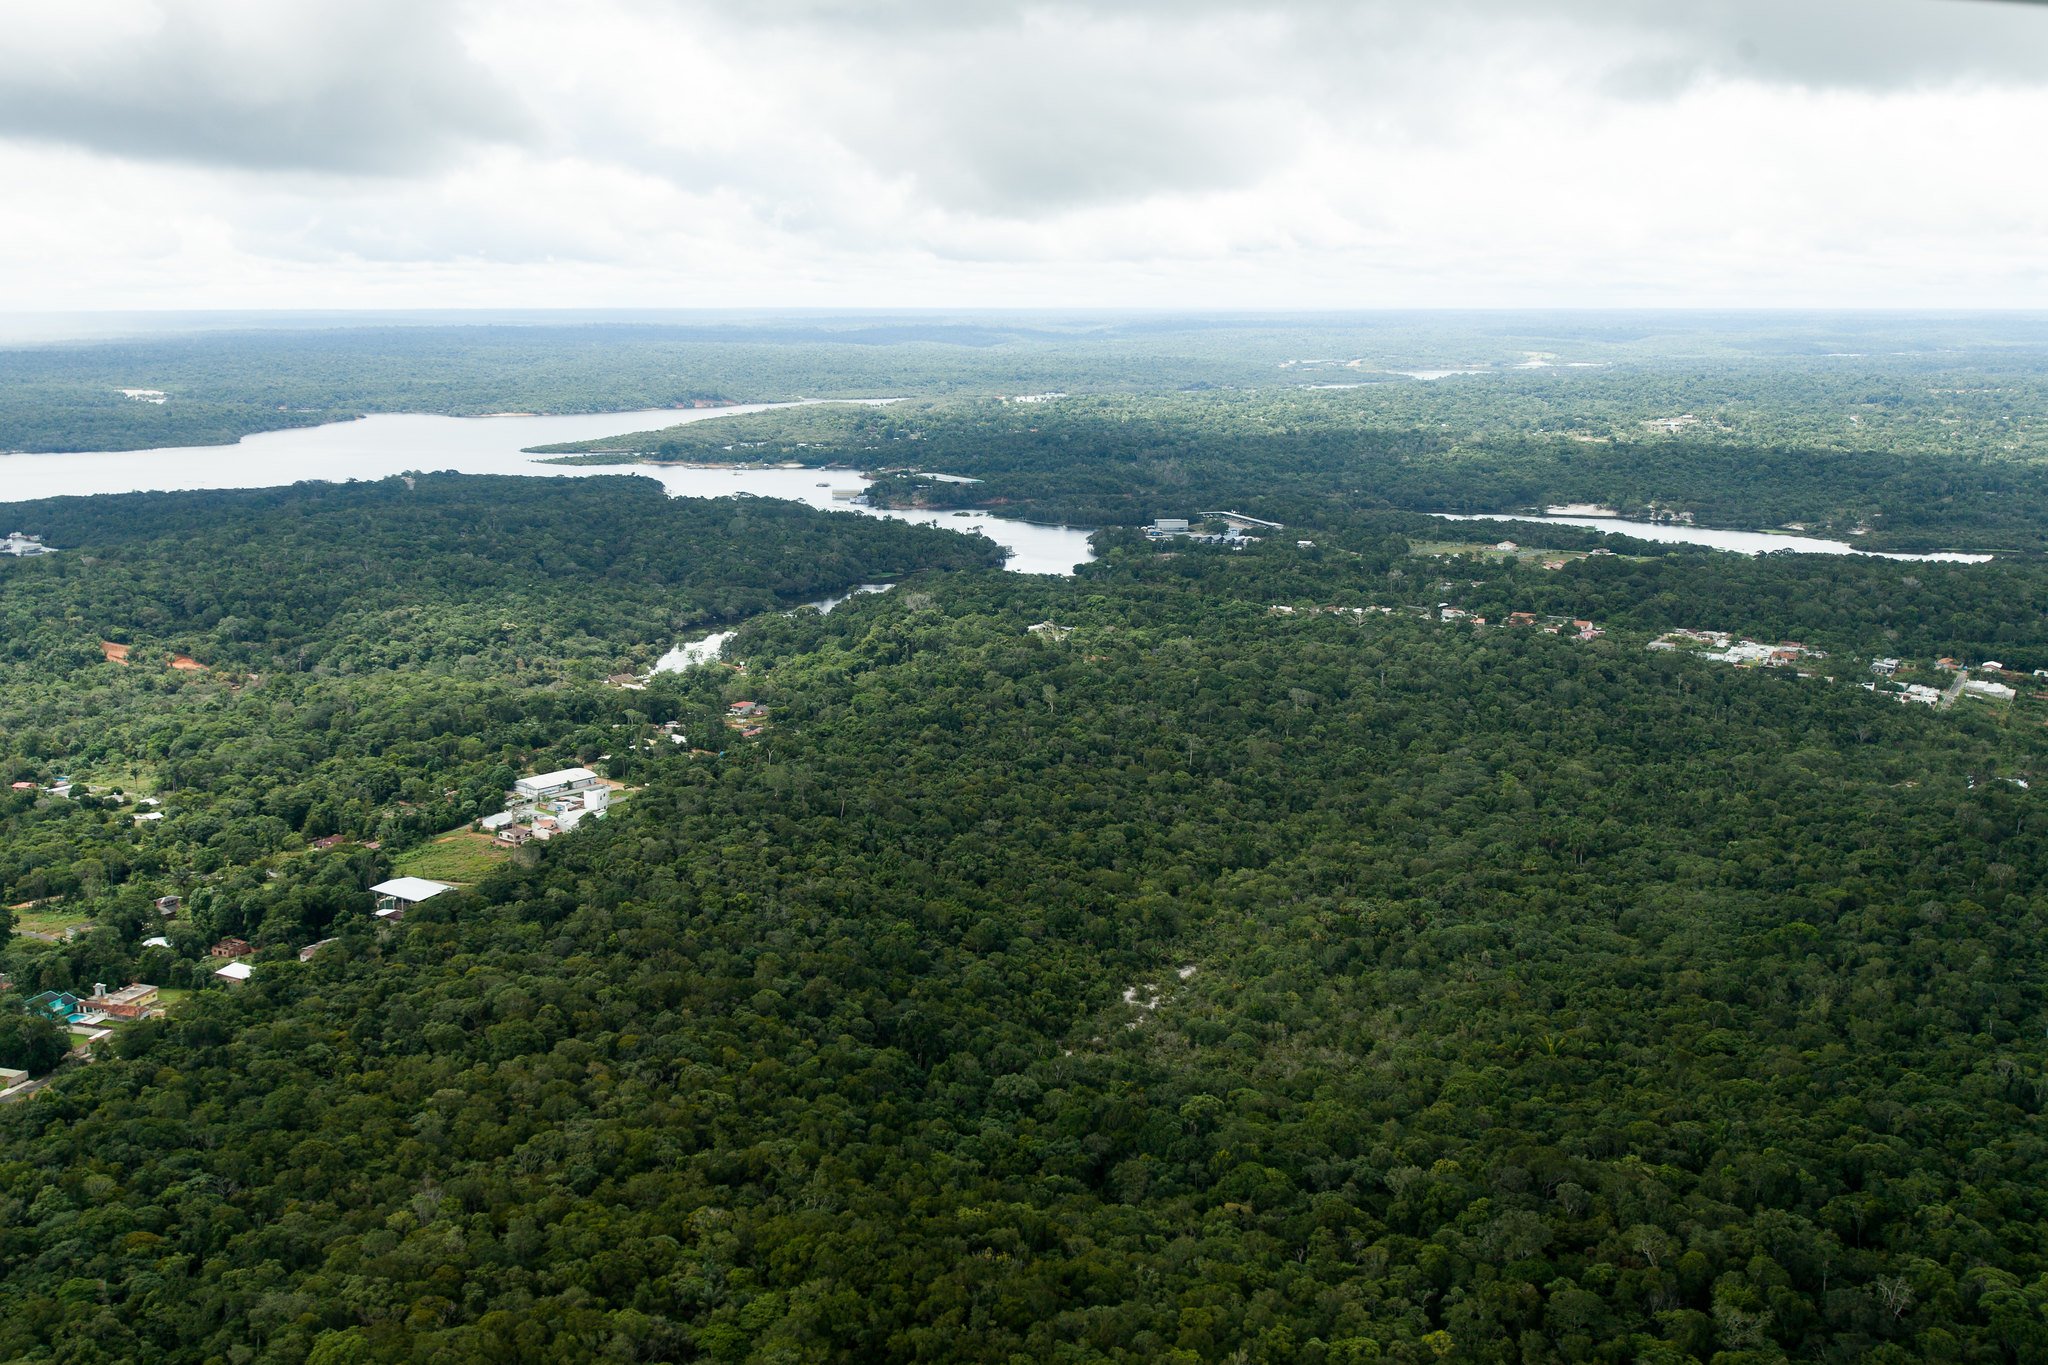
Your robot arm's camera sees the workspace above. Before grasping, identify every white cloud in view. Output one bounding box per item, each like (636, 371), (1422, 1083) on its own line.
(0, 0), (2044, 307)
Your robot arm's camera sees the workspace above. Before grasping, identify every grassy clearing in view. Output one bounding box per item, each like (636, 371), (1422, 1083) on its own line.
(11, 907), (92, 938)
(394, 830), (507, 884)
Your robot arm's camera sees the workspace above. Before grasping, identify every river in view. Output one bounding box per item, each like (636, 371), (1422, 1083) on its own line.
(652, 584), (895, 674)
(1430, 512), (1991, 563)
(0, 405), (1095, 576)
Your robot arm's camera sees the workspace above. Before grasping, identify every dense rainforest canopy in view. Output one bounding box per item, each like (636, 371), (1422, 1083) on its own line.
(5, 322), (2048, 1363)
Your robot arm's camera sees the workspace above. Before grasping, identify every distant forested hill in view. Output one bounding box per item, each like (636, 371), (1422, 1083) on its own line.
(7, 311), (2048, 459)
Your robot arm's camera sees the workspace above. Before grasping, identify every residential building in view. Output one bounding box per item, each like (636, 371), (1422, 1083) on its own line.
(210, 937), (252, 959)
(477, 810), (519, 832)
(1871, 658), (1901, 676)
(215, 961), (253, 984)
(24, 991), (84, 1025)
(299, 939), (338, 962)
(0, 1067), (29, 1093)
(85, 983), (159, 1020)
(154, 895), (180, 916)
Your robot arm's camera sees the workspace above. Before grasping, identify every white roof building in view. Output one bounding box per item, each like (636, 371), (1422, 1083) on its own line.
(478, 811), (519, 831)
(215, 961), (253, 982)
(370, 876), (456, 907)
(514, 767), (600, 800)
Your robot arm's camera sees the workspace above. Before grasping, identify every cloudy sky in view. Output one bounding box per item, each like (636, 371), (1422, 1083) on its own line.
(3, 0), (2045, 310)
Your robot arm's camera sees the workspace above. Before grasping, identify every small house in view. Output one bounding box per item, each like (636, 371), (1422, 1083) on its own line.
(154, 894), (181, 915)
(495, 825), (533, 846)
(210, 937), (253, 959)
(24, 991), (84, 1025)
(215, 961), (253, 984)
(298, 939), (338, 962)
(477, 811), (519, 832)
(0, 1067), (29, 1093)
(142, 935), (171, 949)
(310, 833), (349, 850)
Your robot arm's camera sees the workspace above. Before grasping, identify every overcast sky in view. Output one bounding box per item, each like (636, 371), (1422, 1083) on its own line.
(3, 0), (2045, 311)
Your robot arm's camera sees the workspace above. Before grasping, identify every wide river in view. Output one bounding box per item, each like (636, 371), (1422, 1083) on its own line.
(0, 405), (1095, 576)
(1431, 511), (1992, 563)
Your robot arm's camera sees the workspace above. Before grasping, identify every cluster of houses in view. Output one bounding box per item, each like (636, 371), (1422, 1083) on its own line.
(24, 983), (162, 1027)
(726, 701), (769, 739)
(8, 775), (78, 799)
(1862, 657), (2027, 707)
(2, 532), (54, 557)
(475, 766), (612, 845)
(1647, 632), (2039, 713)
(1440, 606), (1604, 639)
(1649, 630), (1826, 669)
(1264, 600), (1607, 642)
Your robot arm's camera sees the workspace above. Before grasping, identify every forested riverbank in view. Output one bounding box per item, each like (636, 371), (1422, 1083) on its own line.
(541, 387), (2048, 554)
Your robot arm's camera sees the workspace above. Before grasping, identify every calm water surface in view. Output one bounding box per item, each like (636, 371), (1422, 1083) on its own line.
(0, 407), (1095, 575)
(1432, 512), (1991, 563)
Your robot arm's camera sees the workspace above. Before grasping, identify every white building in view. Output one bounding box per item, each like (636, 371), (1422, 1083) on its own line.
(477, 811), (519, 832)
(370, 877), (456, 915)
(514, 767), (601, 801)
(1963, 679), (2017, 702)
(215, 961), (253, 983)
